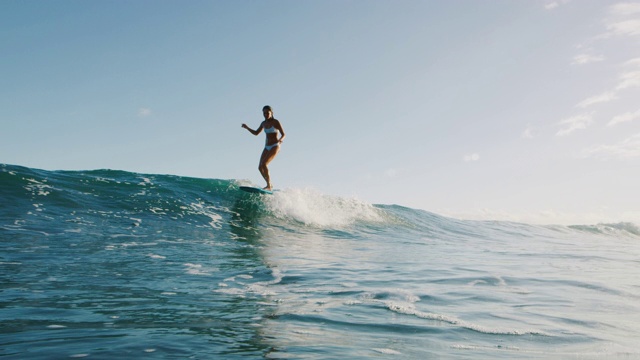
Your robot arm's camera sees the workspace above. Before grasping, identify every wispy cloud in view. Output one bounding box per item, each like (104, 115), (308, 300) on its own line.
(623, 57), (640, 66)
(607, 19), (640, 36)
(615, 70), (640, 90)
(556, 114), (593, 136)
(522, 125), (534, 139)
(544, 0), (570, 10)
(582, 133), (640, 159)
(575, 91), (617, 108)
(552, 3), (640, 148)
(571, 56), (640, 112)
(138, 108), (152, 117)
(384, 168), (397, 178)
(463, 153), (480, 162)
(610, 2), (640, 16)
(608, 109), (640, 126)
(572, 53), (605, 65)
(603, 3), (640, 38)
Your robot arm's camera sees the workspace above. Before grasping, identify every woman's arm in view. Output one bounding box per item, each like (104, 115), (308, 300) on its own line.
(275, 120), (286, 143)
(242, 122), (263, 136)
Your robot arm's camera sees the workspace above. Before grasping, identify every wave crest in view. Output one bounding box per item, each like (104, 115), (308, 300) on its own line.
(265, 188), (385, 228)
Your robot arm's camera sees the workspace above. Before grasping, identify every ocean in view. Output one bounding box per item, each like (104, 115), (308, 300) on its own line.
(1, 163), (639, 359)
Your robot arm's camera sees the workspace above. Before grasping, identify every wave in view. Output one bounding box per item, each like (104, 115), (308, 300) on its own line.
(3, 163), (639, 358)
(569, 222), (640, 236)
(265, 187), (386, 227)
(1, 163), (637, 240)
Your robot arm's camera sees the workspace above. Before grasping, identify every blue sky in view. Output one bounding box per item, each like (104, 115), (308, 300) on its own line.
(2, 0), (639, 224)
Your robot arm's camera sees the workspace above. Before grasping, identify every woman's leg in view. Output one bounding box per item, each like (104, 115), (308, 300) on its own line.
(258, 146), (280, 189)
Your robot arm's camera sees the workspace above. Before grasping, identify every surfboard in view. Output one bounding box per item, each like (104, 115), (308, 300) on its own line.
(239, 186), (273, 195)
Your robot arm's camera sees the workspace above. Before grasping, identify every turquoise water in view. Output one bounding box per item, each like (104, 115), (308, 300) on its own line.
(1, 163), (639, 359)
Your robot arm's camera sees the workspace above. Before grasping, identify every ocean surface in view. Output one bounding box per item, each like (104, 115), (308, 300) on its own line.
(1, 163), (639, 359)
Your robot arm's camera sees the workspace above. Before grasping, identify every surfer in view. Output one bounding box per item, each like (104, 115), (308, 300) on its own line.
(241, 105), (286, 190)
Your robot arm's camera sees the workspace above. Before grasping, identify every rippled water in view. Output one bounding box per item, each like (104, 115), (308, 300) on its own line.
(2, 164), (639, 359)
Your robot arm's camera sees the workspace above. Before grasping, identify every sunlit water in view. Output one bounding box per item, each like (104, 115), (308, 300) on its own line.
(2, 164), (639, 359)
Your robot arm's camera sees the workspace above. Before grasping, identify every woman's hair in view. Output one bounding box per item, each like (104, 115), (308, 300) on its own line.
(263, 105), (273, 112)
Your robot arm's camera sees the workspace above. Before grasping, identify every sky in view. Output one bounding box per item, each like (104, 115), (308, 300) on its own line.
(1, 0), (639, 225)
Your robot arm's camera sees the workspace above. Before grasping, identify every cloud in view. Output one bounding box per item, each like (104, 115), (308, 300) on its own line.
(623, 57), (640, 67)
(384, 168), (397, 178)
(605, 3), (640, 36)
(607, 19), (640, 36)
(569, 66), (639, 114)
(522, 125), (534, 139)
(556, 114), (593, 136)
(544, 0), (570, 10)
(610, 3), (640, 16)
(571, 70), (639, 111)
(138, 108), (152, 117)
(582, 133), (640, 159)
(608, 109), (640, 126)
(544, 2), (559, 10)
(463, 153), (480, 162)
(575, 91), (617, 108)
(615, 70), (640, 90)
(596, 4), (640, 39)
(572, 53), (605, 65)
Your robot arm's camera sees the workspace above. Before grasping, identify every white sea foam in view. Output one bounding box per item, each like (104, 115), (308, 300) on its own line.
(215, 268), (282, 297)
(184, 263), (216, 275)
(451, 344), (520, 351)
(47, 325), (67, 329)
(138, 177), (152, 186)
(213, 287), (247, 296)
(188, 201), (223, 229)
(149, 207), (166, 215)
(384, 302), (550, 336)
(266, 188), (384, 227)
(246, 268), (282, 296)
(120, 241), (156, 246)
(372, 348), (402, 355)
(24, 178), (52, 196)
(468, 279), (488, 286)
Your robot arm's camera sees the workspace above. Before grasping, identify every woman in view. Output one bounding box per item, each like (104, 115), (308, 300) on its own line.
(241, 105), (286, 190)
